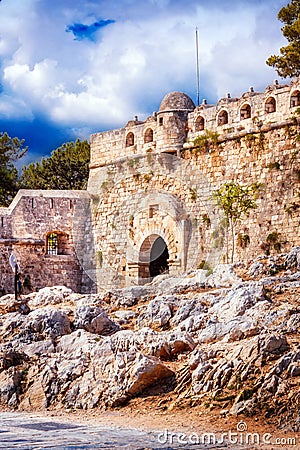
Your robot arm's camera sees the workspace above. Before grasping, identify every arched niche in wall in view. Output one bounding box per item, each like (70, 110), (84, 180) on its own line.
(265, 97), (276, 113)
(195, 115), (205, 131)
(144, 128), (153, 143)
(240, 103), (251, 120)
(126, 132), (135, 147)
(217, 110), (229, 126)
(290, 90), (300, 108)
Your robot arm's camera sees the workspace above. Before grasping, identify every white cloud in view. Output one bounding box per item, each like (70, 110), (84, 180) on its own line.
(0, 0), (288, 135)
(0, 94), (33, 120)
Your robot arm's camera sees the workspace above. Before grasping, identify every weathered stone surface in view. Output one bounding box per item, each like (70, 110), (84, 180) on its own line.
(205, 264), (242, 288)
(26, 307), (71, 339)
(110, 286), (155, 307)
(284, 246), (300, 270)
(208, 281), (266, 322)
(138, 295), (177, 328)
(27, 286), (73, 307)
(74, 305), (119, 335)
(0, 294), (30, 315)
(0, 248), (300, 430)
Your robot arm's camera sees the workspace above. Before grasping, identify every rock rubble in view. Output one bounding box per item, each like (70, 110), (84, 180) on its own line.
(0, 248), (300, 430)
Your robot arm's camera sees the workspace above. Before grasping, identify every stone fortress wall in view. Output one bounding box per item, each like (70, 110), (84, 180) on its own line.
(0, 191), (92, 294)
(1, 78), (300, 293)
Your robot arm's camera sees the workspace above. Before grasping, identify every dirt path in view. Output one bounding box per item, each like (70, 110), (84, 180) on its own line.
(0, 404), (298, 449)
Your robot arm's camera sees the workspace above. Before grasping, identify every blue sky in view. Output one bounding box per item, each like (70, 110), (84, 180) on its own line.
(0, 0), (287, 166)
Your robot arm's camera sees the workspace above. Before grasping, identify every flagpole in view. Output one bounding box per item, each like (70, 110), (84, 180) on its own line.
(195, 27), (200, 106)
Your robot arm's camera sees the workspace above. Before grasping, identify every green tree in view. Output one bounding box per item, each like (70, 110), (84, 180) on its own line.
(0, 132), (27, 206)
(266, 0), (300, 77)
(21, 139), (90, 190)
(212, 181), (261, 263)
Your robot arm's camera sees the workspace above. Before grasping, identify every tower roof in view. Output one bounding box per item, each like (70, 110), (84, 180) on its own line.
(159, 92), (195, 112)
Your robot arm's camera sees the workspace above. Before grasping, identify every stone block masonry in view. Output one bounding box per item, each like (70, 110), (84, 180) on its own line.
(0, 191), (93, 295)
(1, 79), (300, 293)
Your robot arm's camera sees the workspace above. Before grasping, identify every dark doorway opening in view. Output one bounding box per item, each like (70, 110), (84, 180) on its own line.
(150, 237), (169, 278)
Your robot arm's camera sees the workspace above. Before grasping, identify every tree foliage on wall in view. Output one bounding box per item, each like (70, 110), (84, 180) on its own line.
(0, 132), (27, 206)
(266, 0), (300, 77)
(212, 181), (261, 263)
(21, 139), (90, 190)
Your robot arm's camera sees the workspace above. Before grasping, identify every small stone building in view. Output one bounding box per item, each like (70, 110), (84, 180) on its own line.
(1, 79), (300, 293)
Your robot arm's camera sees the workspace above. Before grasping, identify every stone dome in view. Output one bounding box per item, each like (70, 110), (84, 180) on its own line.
(159, 92), (195, 112)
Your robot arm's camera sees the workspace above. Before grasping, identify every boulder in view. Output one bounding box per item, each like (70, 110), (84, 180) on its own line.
(110, 286), (155, 307)
(260, 334), (289, 355)
(284, 247), (300, 271)
(27, 307), (71, 339)
(27, 286), (73, 307)
(74, 305), (119, 335)
(138, 295), (177, 328)
(206, 264), (242, 288)
(208, 281), (266, 323)
(127, 354), (174, 396)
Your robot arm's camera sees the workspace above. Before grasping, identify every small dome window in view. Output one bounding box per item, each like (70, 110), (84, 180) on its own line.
(240, 104), (251, 120)
(144, 128), (153, 143)
(217, 110), (228, 126)
(290, 90), (300, 108)
(126, 132), (134, 147)
(265, 97), (276, 113)
(195, 116), (205, 131)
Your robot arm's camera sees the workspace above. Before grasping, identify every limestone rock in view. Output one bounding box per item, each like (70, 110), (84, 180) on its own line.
(127, 354), (174, 396)
(230, 398), (255, 416)
(284, 246), (300, 270)
(110, 286), (155, 307)
(247, 261), (267, 278)
(0, 248), (300, 429)
(138, 295), (177, 328)
(0, 295), (30, 315)
(0, 367), (22, 407)
(209, 281), (266, 323)
(206, 264), (242, 288)
(260, 334), (289, 355)
(27, 307), (71, 339)
(27, 286), (73, 307)
(74, 305), (119, 335)
(20, 340), (55, 357)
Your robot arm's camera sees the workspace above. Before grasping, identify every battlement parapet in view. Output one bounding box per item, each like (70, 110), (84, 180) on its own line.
(187, 79), (300, 140)
(89, 79), (300, 172)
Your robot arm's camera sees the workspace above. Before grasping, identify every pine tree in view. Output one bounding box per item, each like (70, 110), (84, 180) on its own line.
(266, 0), (300, 77)
(0, 132), (27, 206)
(21, 139), (90, 190)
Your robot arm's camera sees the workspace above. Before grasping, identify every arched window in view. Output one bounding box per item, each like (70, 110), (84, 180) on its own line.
(217, 110), (228, 126)
(126, 132), (134, 147)
(290, 90), (300, 108)
(265, 97), (276, 113)
(46, 232), (69, 255)
(240, 104), (251, 120)
(195, 116), (205, 131)
(144, 128), (153, 143)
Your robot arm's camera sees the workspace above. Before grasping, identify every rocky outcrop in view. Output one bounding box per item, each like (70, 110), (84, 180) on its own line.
(0, 248), (300, 430)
